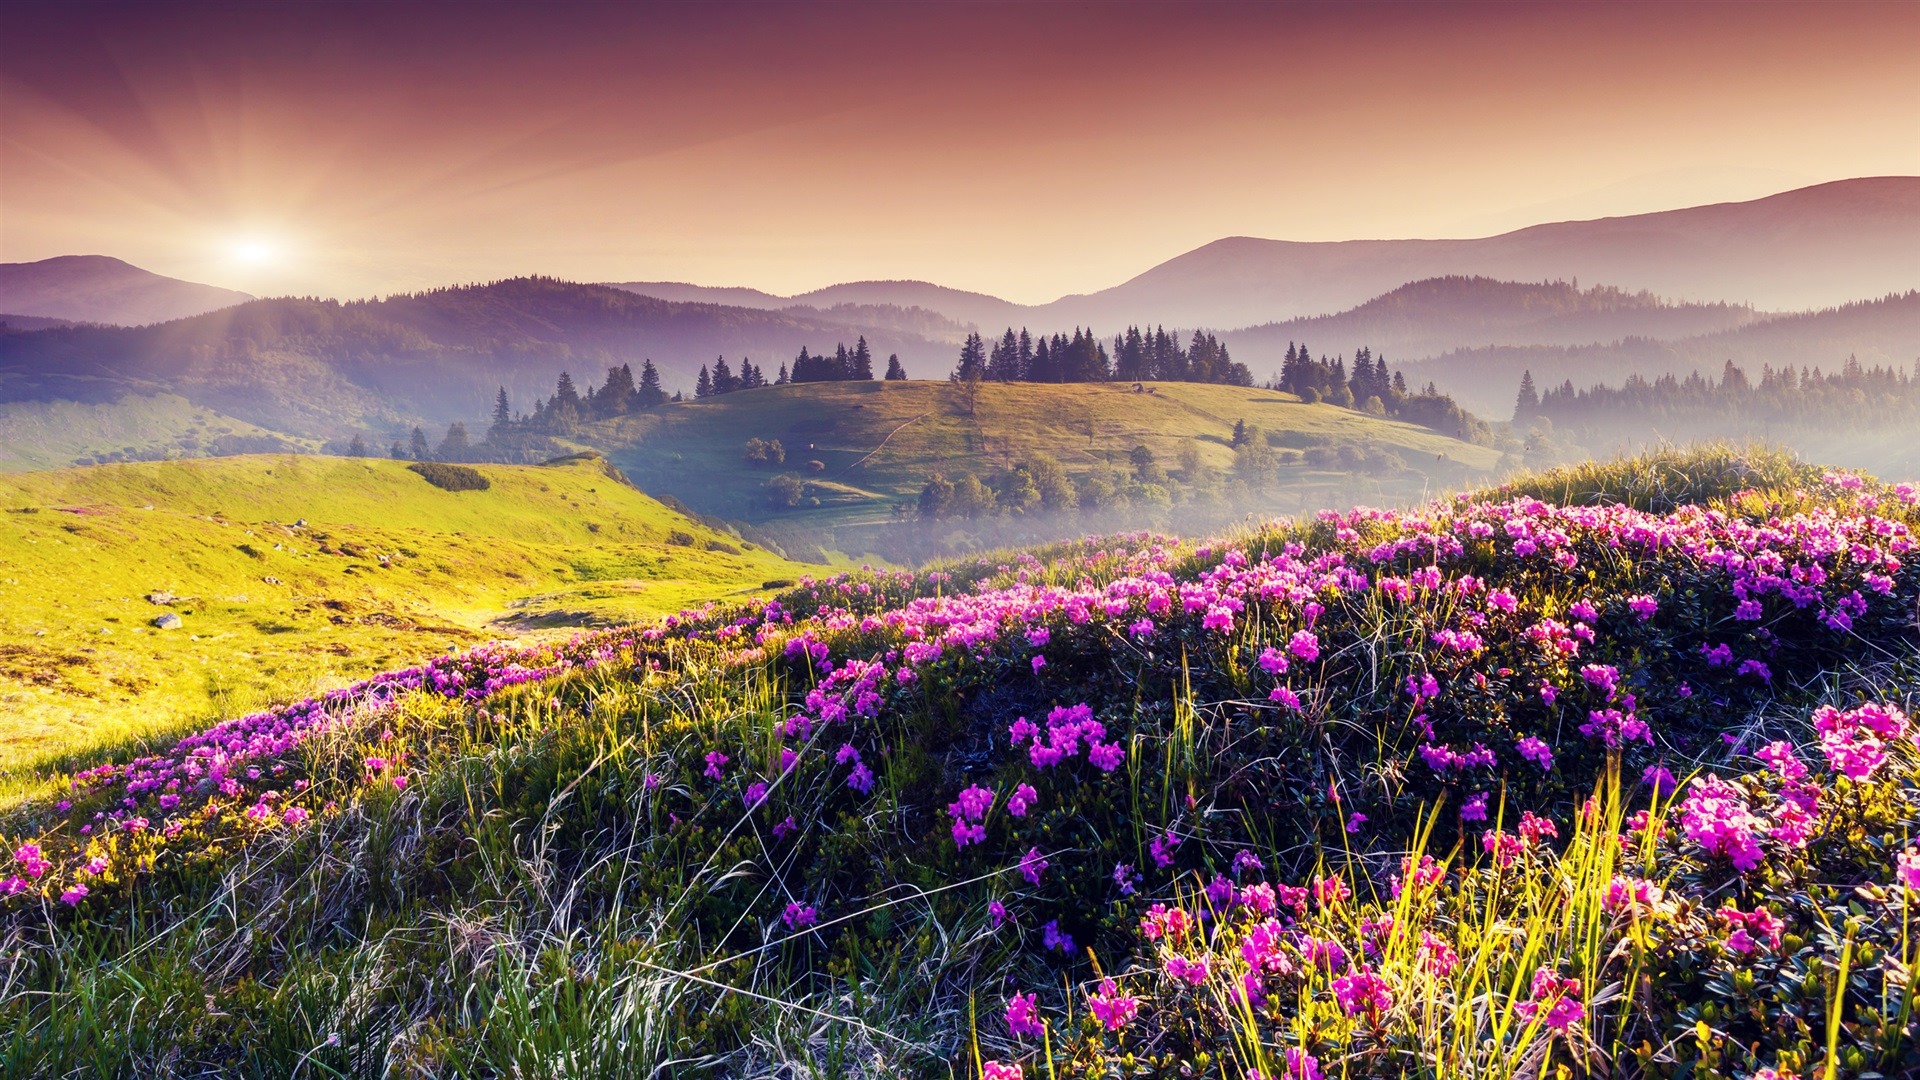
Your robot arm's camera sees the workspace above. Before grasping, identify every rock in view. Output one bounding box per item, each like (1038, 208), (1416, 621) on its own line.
(262, 576), (282, 585)
(152, 613), (183, 630)
(146, 591), (176, 605)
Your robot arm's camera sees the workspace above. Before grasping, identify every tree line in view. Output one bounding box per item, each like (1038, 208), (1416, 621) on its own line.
(1513, 357), (1920, 426)
(949, 327), (1253, 386)
(703, 337), (909, 395)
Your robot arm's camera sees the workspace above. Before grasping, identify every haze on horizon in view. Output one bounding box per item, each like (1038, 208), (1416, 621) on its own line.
(2, 0), (1916, 304)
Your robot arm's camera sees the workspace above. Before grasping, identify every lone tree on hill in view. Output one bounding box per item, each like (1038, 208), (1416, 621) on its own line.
(409, 427), (431, 461)
(885, 354), (907, 380)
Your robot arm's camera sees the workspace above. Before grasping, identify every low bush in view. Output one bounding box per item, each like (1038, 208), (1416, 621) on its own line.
(406, 461), (490, 491)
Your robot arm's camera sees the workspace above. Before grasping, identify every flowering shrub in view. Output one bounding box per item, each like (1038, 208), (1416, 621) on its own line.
(1, 455), (1917, 1077)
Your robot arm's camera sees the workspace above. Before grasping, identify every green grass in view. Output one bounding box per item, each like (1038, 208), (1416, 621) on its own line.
(597, 380), (1503, 531)
(0, 452), (809, 782)
(0, 392), (303, 471)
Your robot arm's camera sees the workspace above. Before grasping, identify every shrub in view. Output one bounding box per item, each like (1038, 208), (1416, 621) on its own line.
(665, 529), (696, 546)
(406, 462), (490, 491)
(767, 474), (805, 508)
(704, 540), (741, 555)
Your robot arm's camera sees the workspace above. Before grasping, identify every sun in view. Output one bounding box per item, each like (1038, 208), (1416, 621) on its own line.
(227, 237), (278, 265)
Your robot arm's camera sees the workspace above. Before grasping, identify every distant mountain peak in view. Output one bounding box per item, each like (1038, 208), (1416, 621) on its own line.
(0, 255), (254, 326)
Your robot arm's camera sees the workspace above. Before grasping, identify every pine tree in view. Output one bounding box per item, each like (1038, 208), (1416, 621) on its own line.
(554, 371), (582, 413)
(852, 337), (874, 380)
(776, 362), (790, 385)
(1231, 418), (1247, 447)
(389, 441), (406, 460)
(696, 364), (713, 399)
(492, 387), (512, 430)
(1514, 370), (1540, 420)
(637, 359), (666, 407)
(952, 333), (987, 381)
(347, 434), (368, 457)
(410, 427), (430, 461)
(438, 422), (470, 461)
(712, 357), (736, 394)
(885, 354), (907, 380)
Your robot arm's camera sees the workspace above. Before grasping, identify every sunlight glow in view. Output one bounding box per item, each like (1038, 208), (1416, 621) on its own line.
(228, 237), (278, 266)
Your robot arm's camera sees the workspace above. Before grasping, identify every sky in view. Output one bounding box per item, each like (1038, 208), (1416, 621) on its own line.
(2, 0), (1917, 303)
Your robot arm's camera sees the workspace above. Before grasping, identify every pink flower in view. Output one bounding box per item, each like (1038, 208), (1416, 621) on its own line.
(1460, 791), (1489, 822)
(1899, 849), (1920, 893)
(982, 1062), (1022, 1080)
(1516, 736), (1554, 771)
(703, 751), (729, 780)
(1165, 954), (1210, 986)
(1149, 828), (1180, 868)
(1288, 630), (1321, 663)
(1345, 812), (1367, 834)
(1005, 991), (1044, 1038)
(1086, 978), (1139, 1031)
(1019, 847), (1049, 886)
(1678, 775), (1767, 872)
(781, 902), (818, 930)
(1007, 782), (1038, 817)
(1331, 968), (1391, 1017)
(846, 762), (875, 794)
(60, 884), (89, 906)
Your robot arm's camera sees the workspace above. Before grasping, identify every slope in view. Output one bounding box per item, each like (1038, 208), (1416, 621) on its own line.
(0, 256), (254, 325)
(594, 379), (1501, 541)
(0, 453), (807, 770)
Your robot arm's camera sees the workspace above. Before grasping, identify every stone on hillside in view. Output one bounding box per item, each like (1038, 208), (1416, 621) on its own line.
(152, 613), (183, 630)
(146, 591), (176, 605)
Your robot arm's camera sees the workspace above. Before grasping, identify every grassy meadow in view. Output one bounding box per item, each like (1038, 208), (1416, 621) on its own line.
(0, 452), (806, 788)
(2, 447), (1917, 1077)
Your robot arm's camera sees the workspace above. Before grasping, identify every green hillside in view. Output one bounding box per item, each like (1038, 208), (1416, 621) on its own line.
(0, 453), (806, 776)
(597, 379), (1501, 542)
(0, 392), (306, 471)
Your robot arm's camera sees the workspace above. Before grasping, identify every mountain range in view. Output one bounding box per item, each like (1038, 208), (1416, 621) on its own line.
(0, 278), (960, 435)
(0, 177), (1915, 456)
(611, 178), (1920, 332)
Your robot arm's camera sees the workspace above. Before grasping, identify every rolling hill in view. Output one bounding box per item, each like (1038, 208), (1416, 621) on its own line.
(0, 255), (254, 325)
(1220, 276), (1762, 370)
(592, 379), (1502, 556)
(6, 449), (1919, 1075)
(0, 452), (807, 775)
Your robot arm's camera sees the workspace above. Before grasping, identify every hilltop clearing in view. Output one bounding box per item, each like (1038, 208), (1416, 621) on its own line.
(596, 379), (1501, 558)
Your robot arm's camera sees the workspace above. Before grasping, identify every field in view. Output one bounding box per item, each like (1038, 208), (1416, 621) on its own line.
(597, 380), (1502, 537)
(0, 452), (806, 785)
(3, 447), (1918, 1077)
